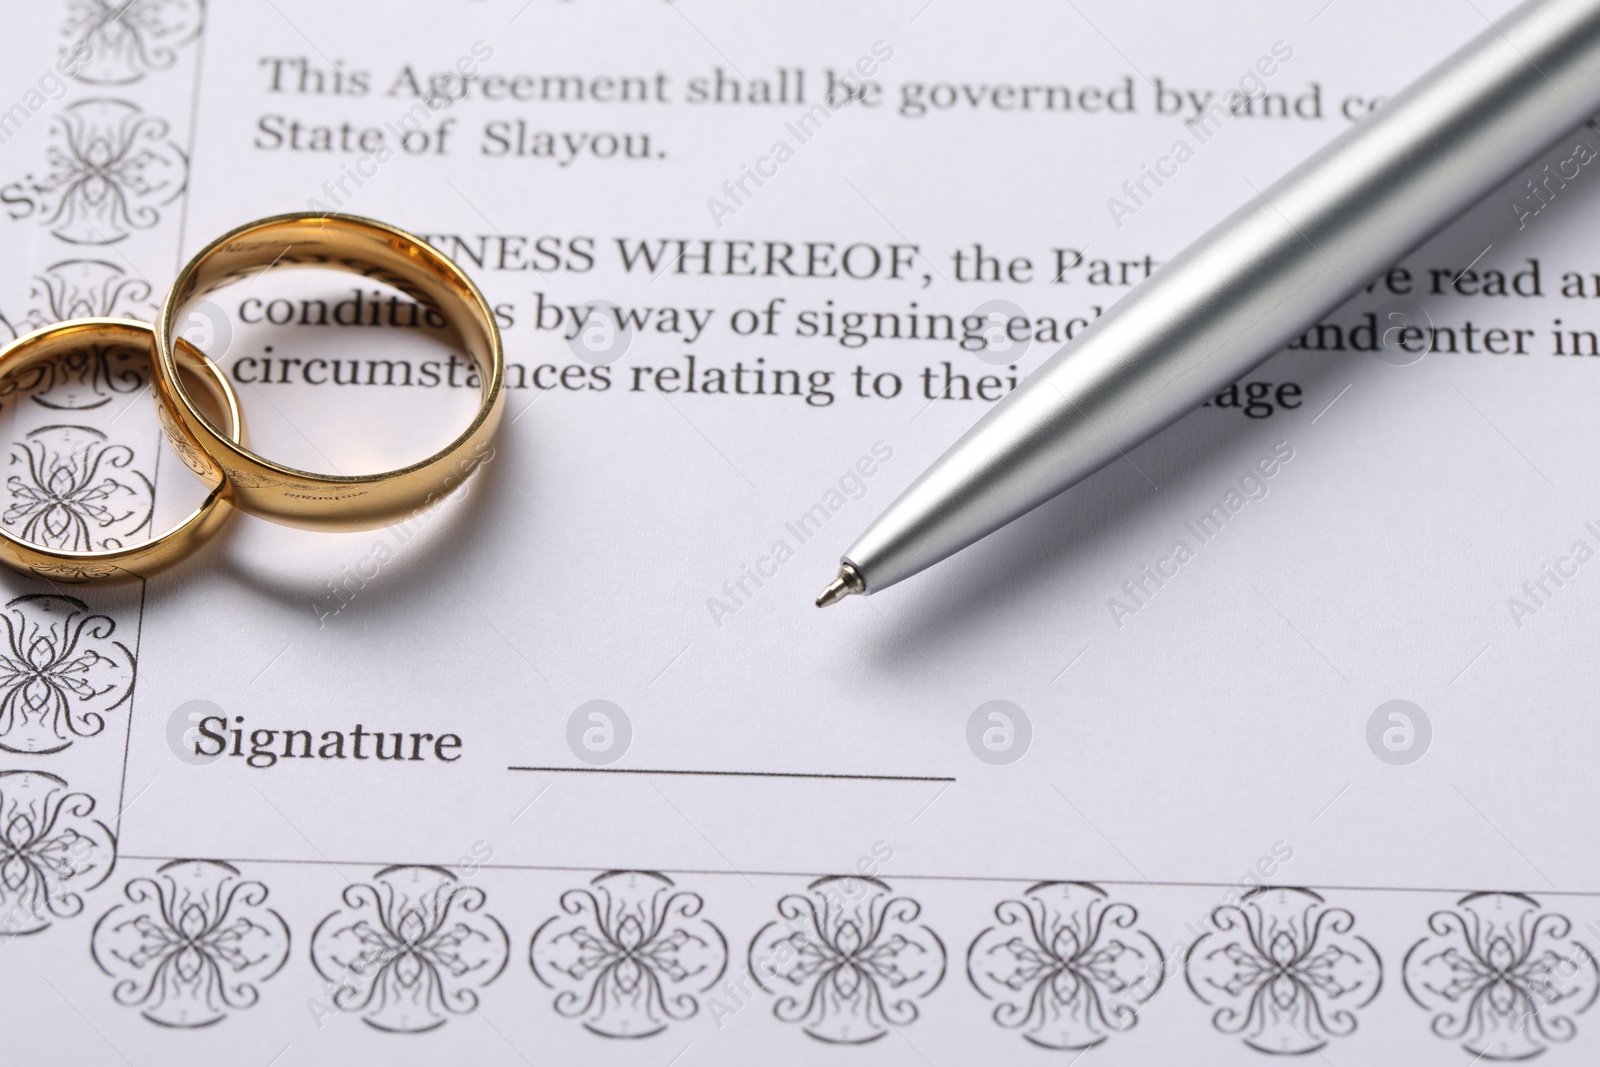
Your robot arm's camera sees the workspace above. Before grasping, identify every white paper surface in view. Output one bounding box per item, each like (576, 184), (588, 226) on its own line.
(2, 0), (1599, 1062)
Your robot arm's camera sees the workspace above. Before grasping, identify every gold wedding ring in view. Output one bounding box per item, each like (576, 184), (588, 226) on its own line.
(152, 213), (504, 531)
(0, 319), (242, 582)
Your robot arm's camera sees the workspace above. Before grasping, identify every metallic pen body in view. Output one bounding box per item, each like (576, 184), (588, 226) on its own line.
(822, 0), (1600, 603)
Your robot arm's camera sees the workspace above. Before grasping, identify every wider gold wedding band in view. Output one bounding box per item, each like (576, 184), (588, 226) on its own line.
(153, 213), (505, 531)
(0, 319), (243, 582)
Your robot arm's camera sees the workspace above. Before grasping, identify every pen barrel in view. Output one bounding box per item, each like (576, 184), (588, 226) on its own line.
(846, 0), (1600, 593)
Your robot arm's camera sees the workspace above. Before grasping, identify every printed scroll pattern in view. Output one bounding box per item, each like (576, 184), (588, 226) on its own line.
(311, 865), (509, 1033)
(0, 770), (114, 935)
(91, 860), (289, 1028)
(530, 870), (728, 1038)
(749, 875), (945, 1044)
(21, 862), (1600, 1055)
(0, 260), (155, 410)
(0, 594), (135, 754)
(968, 881), (1164, 1050)
(61, 0), (205, 86)
(5, 425), (154, 552)
(44, 98), (187, 245)
(1404, 892), (1600, 1060)
(28, 258), (156, 327)
(1185, 887), (1382, 1055)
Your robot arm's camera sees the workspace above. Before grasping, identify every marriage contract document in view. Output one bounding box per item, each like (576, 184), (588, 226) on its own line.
(2, 0), (1599, 1063)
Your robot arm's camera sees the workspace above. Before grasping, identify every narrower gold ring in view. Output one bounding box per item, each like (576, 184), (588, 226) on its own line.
(152, 212), (505, 531)
(0, 318), (243, 582)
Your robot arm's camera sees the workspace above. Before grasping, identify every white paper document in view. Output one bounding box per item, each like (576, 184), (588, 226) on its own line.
(3, 0), (1600, 1062)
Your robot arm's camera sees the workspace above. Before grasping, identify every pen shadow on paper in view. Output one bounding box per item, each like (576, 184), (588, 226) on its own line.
(869, 388), (1329, 660)
(870, 127), (1600, 660)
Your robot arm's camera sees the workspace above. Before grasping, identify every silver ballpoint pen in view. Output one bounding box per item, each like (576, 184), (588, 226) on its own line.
(819, 0), (1600, 608)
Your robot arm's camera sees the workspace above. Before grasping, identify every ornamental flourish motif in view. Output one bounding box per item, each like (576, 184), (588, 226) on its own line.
(44, 98), (187, 245)
(91, 860), (289, 1027)
(5, 425), (154, 553)
(27, 258), (156, 328)
(968, 881), (1164, 1050)
(311, 865), (509, 1033)
(0, 255), (157, 333)
(0, 259), (155, 410)
(61, 0), (206, 86)
(749, 875), (946, 1044)
(1404, 892), (1600, 1060)
(0, 770), (115, 935)
(1185, 886), (1382, 1055)
(0, 594), (135, 754)
(530, 870), (728, 1038)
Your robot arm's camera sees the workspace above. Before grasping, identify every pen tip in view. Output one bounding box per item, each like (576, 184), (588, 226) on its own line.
(815, 562), (866, 608)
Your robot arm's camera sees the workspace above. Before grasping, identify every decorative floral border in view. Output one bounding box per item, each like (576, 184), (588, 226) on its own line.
(92, 859), (288, 1028)
(968, 881), (1164, 1051)
(0, 594), (136, 754)
(0, 769), (115, 934)
(46, 870), (1600, 1061)
(531, 869), (728, 1038)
